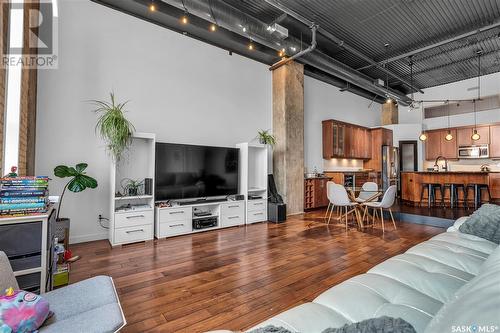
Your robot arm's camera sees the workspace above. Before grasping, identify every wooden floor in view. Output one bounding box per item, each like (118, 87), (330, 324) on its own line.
(71, 210), (443, 333)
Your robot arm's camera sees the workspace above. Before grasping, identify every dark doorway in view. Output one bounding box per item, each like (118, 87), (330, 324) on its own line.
(399, 141), (418, 172)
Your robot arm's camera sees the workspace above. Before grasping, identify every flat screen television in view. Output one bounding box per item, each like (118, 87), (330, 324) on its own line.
(155, 143), (239, 201)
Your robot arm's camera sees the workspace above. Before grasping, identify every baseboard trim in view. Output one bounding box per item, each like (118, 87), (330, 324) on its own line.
(70, 232), (108, 244)
(393, 212), (453, 228)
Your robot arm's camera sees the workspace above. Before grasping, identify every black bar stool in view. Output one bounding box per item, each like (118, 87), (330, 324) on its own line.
(465, 183), (492, 210)
(420, 183), (444, 208)
(443, 183), (467, 208)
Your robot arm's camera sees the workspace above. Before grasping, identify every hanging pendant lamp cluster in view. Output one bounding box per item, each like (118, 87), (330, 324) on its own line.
(471, 50), (482, 141)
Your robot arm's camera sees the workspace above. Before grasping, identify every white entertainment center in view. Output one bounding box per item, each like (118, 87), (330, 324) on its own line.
(109, 138), (268, 245)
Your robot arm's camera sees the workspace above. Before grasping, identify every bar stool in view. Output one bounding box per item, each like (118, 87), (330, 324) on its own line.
(420, 183), (444, 208)
(443, 183), (467, 208)
(465, 183), (492, 210)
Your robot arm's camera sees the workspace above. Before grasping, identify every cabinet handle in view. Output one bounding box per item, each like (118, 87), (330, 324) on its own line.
(126, 215), (145, 219)
(169, 223), (185, 228)
(228, 205), (239, 208)
(253, 202), (263, 206)
(169, 211), (185, 215)
(126, 229), (144, 234)
(228, 216), (239, 219)
(253, 212), (263, 216)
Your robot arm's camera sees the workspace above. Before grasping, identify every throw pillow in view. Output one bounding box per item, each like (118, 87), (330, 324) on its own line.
(247, 317), (416, 333)
(459, 204), (500, 244)
(0, 288), (51, 333)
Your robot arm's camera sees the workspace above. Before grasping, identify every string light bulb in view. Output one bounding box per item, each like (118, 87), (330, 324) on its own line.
(181, 14), (188, 24)
(445, 130), (453, 141)
(279, 48), (285, 57)
(471, 129), (480, 141)
(248, 42), (254, 50)
(419, 133), (428, 141)
(209, 24), (217, 32)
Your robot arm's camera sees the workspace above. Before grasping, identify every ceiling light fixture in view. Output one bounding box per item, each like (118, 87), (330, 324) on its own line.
(472, 51), (482, 141)
(207, 0), (217, 32)
(210, 24), (217, 32)
(384, 43), (392, 104)
(180, 0), (188, 24)
(248, 40), (254, 50)
(149, 0), (156, 12)
(445, 100), (453, 141)
(279, 48), (285, 57)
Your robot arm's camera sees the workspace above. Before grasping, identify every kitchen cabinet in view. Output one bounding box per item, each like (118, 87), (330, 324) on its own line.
(322, 120), (371, 159)
(489, 173), (500, 200)
(457, 126), (490, 146)
(364, 128), (393, 172)
(440, 129), (457, 159)
(425, 131), (442, 161)
(304, 178), (330, 210)
(490, 125), (500, 158)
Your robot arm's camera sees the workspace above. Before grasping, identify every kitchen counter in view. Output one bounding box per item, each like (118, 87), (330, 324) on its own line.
(401, 172), (500, 204)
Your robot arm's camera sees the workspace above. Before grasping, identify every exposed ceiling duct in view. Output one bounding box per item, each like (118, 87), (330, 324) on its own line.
(159, 0), (413, 105)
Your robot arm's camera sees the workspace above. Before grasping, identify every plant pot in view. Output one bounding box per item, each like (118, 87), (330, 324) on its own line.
(259, 138), (266, 144)
(128, 188), (138, 196)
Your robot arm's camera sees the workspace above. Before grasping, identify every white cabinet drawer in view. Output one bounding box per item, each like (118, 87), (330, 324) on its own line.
(159, 220), (192, 237)
(114, 224), (153, 244)
(115, 210), (153, 228)
(221, 214), (244, 228)
(247, 199), (266, 211)
(247, 210), (267, 223)
(159, 207), (192, 223)
(221, 202), (244, 216)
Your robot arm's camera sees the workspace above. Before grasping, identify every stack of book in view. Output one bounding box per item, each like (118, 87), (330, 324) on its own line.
(0, 176), (49, 217)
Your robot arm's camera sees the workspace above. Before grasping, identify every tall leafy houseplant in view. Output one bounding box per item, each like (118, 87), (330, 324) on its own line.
(258, 129), (276, 146)
(92, 93), (135, 161)
(54, 163), (98, 220)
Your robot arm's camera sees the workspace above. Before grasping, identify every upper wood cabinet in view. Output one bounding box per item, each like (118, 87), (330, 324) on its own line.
(322, 120), (371, 159)
(364, 127), (393, 171)
(425, 130), (442, 161)
(457, 126), (490, 146)
(440, 129), (457, 159)
(490, 125), (500, 158)
(425, 129), (457, 160)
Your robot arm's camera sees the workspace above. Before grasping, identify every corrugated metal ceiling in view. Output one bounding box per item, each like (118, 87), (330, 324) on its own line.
(222, 0), (500, 91)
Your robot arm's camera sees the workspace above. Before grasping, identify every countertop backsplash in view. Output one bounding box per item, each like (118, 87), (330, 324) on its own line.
(423, 159), (500, 172)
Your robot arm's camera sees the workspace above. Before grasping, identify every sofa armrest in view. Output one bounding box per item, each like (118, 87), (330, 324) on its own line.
(447, 216), (469, 233)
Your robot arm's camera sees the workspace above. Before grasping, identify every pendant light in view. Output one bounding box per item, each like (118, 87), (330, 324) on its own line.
(471, 50), (482, 141)
(419, 103), (427, 141)
(208, 0), (217, 32)
(445, 100), (453, 141)
(180, 0), (189, 24)
(149, 0), (156, 12)
(409, 58), (426, 141)
(384, 43), (392, 103)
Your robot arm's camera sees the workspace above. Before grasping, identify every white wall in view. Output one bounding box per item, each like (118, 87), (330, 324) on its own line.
(304, 76), (381, 172)
(36, 0), (272, 243)
(400, 71), (500, 129)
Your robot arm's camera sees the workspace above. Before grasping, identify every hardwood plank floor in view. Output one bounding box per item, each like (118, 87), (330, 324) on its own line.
(70, 210), (443, 333)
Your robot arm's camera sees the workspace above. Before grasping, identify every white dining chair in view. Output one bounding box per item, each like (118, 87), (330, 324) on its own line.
(363, 185), (397, 232)
(324, 181), (335, 221)
(355, 182), (379, 203)
(328, 183), (359, 231)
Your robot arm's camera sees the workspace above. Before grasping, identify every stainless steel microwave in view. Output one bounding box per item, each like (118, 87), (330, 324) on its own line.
(458, 145), (489, 159)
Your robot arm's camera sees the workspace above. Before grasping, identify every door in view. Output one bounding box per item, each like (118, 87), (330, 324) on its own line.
(399, 141), (418, 172)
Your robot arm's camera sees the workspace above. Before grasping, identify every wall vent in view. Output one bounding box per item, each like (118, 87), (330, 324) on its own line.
(424, 94), (500, 119)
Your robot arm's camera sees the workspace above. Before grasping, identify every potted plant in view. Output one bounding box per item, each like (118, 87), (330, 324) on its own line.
(91, 92), (135, 161)
(257, 129), (276, 146)
(53, 163), (98, 243)
(120, 178), (144, 197)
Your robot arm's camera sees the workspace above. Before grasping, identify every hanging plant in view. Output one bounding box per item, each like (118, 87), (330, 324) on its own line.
(91, 92), (135, 161)
(257, 129), (276, 146)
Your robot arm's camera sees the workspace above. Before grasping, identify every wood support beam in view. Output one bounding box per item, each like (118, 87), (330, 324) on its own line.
(381, 101), (398, 125)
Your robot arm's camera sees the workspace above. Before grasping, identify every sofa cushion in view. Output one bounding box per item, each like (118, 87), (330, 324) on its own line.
(252, 303), (350, 333)
(313, 273), (441, 333)
(424, 246), (500, 333)
(431, 231), (497, 254)
(41, 276), (124, 333)
(459, 204), (500, 244)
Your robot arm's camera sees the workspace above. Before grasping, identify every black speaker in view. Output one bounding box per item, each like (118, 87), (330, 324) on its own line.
(268, 202), (286, 223)
(145, 178), (153, 195)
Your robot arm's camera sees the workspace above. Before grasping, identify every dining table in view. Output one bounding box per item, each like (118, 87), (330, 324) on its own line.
(345, 187), (383, 228)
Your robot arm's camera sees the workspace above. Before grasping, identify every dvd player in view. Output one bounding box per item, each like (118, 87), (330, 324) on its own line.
(193, 216), (218, 230)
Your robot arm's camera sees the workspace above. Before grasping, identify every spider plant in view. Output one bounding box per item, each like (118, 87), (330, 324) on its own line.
(257, 129), (276, 146)
(91, 93), (135, 161)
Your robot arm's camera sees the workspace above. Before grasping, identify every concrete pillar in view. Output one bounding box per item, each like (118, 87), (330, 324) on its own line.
(381, 101), (398, 125)
(272, 61), (304, 215)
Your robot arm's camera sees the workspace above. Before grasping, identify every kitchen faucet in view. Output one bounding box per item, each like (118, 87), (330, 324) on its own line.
(434, 156), (448, 172)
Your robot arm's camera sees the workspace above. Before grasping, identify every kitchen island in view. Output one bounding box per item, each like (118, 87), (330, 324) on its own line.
(401, 171), (500, 205)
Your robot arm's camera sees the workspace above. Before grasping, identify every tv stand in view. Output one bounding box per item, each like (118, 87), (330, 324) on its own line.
(154, 199), (245, 238)
(177, 197), (228, 206)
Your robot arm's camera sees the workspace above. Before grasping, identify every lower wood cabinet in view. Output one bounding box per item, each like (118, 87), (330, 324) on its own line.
(304, 178), (329, 210)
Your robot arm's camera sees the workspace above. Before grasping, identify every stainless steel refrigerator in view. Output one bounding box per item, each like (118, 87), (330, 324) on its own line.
(382, 145), (399, 192)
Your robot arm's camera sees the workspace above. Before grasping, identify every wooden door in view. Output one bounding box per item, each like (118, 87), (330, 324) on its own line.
(490, 125), (500, 158)
(425, 131), (441, 160)
(401, 172), (416, 202)
(344, 125), (354, 158)
(440, 129), (457, 159)
(316, 178), (329, 207)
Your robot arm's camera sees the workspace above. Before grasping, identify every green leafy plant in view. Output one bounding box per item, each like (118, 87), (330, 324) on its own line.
(120, 178), (144, 197)
(91, 93), (135, 161)
(258, 129), (276, 146)
(54, 163), (98, 220)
